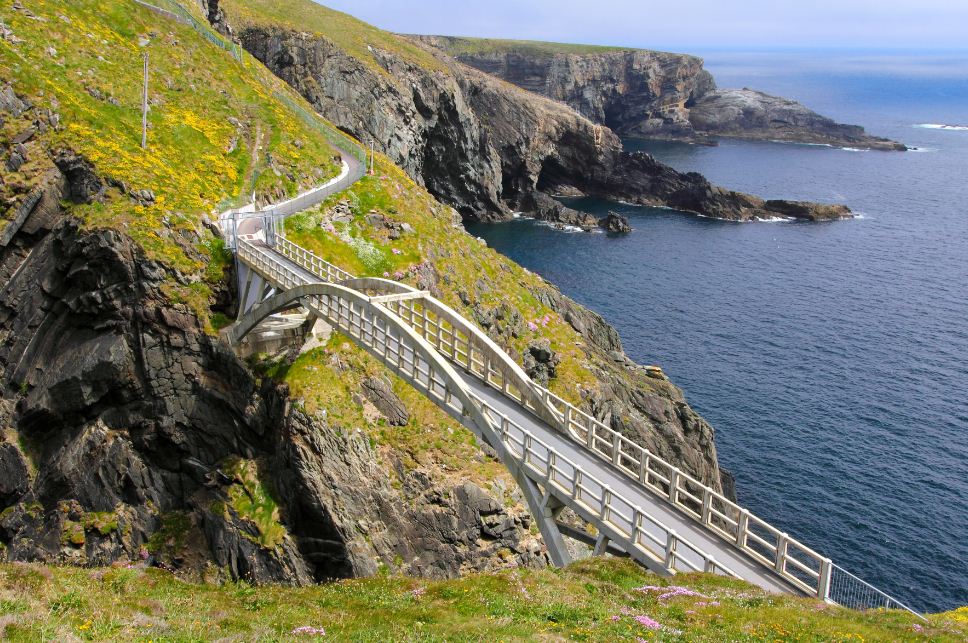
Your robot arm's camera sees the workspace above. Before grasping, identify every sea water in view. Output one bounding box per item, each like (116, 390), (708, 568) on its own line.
(466, 50), (968, 612)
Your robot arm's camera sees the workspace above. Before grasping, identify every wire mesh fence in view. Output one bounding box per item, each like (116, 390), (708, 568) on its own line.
(134, 0), (243, 61)
(272, 91), (367, 167)
(828, 565), (926, 620)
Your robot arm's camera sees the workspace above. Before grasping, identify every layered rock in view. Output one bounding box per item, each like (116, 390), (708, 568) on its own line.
(233, 26), (849, 222)
(422, 36), (904, 151)
(689, 89), (906, 151)
(0, 146), (545, 583)
(416, 36), (713, 141)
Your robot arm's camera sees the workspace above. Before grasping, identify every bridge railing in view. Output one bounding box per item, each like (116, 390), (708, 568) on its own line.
(264, 233), (832, 598)
(237, 237), (741, 582)
(828, 565), (925, 617)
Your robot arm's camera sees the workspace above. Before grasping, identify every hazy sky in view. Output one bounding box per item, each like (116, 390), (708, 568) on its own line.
(314, 0), (968, 50)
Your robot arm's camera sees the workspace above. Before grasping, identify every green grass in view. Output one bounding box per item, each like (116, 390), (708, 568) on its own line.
(0, 0), (340, 327)
(267, 333), (505, 482)
(0, 558), (961, 640)
(220, 0), (446, 74)
(220, 457), (288, 549)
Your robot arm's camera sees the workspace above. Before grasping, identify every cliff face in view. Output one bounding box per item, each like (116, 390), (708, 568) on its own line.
(0, 185), (546, 583)
(416, 36), (715, 141)
(232, 25), (848, 222)
(422, 36), (904, 151)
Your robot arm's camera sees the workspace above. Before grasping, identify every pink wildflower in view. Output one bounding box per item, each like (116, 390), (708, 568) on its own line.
(391, 248), (402, 255)
(913, 624), (924, 633)
(291, 625), (326, 636)
(527, 321), (538, 331)
(634, 615), (662, 630)
(393, 270), (406, 280)
(410, 587), (426, 597)
(382, 271), (390, 278)
(610, 615), (620, 622)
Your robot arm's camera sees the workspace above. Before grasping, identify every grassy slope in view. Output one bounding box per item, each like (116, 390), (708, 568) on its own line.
(0, 0), (340, 325)
(220, 0), (445, 74)
(0, 558), (963, 641)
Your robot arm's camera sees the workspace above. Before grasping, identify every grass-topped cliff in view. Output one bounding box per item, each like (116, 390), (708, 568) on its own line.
(219, 0), (445, 74)
(0, 0), (341, 325)
(0, 558), (964, 641)
(413, 35), (651, 58)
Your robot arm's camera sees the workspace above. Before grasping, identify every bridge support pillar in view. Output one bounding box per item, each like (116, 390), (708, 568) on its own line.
(518, 474), (571, 568)
(238, 266), (268, 318)
(593, 533), (611, 556)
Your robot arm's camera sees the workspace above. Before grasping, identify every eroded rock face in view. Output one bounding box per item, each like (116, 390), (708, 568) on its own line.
(234, 27), (849, 222)
(418, 38), (714, 141)
(689, 89), (906, 151)
(425, 39), (903, 151)
(0, 158), (545, 583)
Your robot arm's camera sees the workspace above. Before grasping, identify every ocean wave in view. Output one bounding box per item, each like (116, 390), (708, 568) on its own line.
(915, 123), (968, 131)
(757, 216), (795, 223)
(535, 220), (591, 233)
(840, 147), (870, 152)
(906, 146), (939, 153)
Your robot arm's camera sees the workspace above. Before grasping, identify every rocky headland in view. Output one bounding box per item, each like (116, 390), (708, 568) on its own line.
(418, 36), (905, 152)
(217, 3), (851, 222)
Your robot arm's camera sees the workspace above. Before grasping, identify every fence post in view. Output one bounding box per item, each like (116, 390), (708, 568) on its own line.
(664, 530), (677, 568)
(775, 533), (789, 574)
(141, 52), (149, 149)
(818, 558), (833, 600)
(736, 509), (749, 547)
(668, 469), (680, 504)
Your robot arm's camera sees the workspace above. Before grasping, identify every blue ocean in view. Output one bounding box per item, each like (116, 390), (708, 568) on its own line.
(467, 50), (968, 612)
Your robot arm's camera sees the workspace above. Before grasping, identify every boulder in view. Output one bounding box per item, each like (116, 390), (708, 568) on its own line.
(600, 211), (632, 233)
(360, 376), (409, 426)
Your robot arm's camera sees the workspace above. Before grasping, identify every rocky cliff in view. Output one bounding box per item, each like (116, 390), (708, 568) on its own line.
(222, 4), (850, 222)
(419, 36), (904, 151)
(0, 157), (546, 583)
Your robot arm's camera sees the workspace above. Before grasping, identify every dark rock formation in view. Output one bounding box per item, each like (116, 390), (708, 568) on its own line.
(422, 37), (904, 151)
(689, 89), (907, 151)
(0, 143), (546, 582)
(600, 211), (632, 233)
(231, 26), (849, 222)
(515, 192), (598, 230)
(762, 199), (851, 221)
(523, 338), (559, 386)
(360, 376), (409, 426)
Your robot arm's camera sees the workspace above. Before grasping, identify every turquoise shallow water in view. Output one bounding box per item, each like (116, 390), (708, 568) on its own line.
(466, 50), (968, 612)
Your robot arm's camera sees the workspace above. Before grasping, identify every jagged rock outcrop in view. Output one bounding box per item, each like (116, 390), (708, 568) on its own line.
(420, 36), (904, 151)
(416, 37), (713, 141)
(233, 26), (850, 222)
(600, 211), (632, 233)
(689, 89), (907, 151)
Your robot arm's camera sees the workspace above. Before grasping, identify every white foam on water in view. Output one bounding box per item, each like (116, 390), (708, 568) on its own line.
(915, 123), (968, 131)
(906, 146), (939, 153)
(841, 147), (870, 152)
(757, 216), (796, 223)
